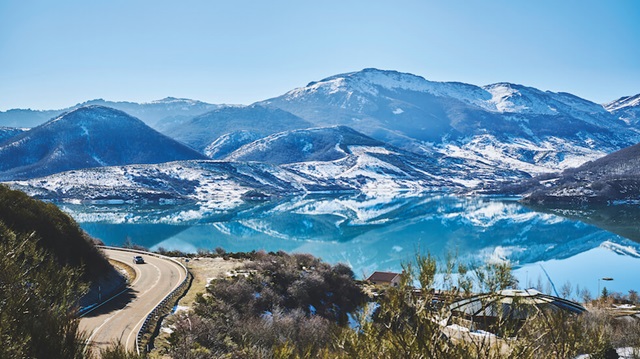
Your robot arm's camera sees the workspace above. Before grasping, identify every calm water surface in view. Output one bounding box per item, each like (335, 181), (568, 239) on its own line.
(60, 194), (640, 297)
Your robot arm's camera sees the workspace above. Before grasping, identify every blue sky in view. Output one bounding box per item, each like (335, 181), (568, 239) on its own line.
(1, 0), (639, 110)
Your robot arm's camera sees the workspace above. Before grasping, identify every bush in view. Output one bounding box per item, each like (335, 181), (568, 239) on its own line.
(164, 251), (640, 358)
(166, 251), (365, 358)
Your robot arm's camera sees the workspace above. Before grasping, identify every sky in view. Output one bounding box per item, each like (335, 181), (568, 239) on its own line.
(0, 0), (639, 111)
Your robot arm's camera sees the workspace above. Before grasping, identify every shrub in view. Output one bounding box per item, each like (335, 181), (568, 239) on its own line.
(164, 251), (640, 358)
(166, 251), (365, 358)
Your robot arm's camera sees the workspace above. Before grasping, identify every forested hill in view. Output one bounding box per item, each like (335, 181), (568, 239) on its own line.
(0, 184), (110, 279)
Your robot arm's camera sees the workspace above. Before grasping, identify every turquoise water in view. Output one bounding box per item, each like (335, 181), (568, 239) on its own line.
(60, 194), (640, 297)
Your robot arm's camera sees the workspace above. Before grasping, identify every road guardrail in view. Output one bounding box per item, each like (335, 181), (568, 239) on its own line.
(97, 246), (192, 355)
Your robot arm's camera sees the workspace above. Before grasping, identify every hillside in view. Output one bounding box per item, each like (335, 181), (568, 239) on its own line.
(519, 142), (640, 205)
(0, 185), (121, 358)
(204, 130), (263, 159)
(0, 105), (206, 180)
(6, 146), (478, 204)
(225, 126), (384, 164)
(6, 160), (309, 204)
(0, 184), (110, 279)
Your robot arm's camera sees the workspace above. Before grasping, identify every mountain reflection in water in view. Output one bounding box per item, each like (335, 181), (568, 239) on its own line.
(60, 194), (640, 295)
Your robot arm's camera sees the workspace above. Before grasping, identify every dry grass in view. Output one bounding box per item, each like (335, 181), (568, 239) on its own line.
(178, 256), (245, 308)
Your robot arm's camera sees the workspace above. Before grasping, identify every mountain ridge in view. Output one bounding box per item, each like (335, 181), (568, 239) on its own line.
(0, 97), (220, 128)
(158, 104), (313, 153)
(260, 68), (639, 180)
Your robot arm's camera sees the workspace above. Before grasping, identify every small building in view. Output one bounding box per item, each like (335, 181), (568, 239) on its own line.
(367, 271), (402, 287)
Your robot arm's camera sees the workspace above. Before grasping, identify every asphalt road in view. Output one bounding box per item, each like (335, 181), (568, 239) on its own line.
(79, 248), (187, 354)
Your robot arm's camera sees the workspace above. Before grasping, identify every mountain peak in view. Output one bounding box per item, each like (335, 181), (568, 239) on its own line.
(310, 68), (434, 94)
(150, 97), (206, 105)
(0, 105), (205, 180)
(47, 105), (144, 127)
(280, 68), (493, 112)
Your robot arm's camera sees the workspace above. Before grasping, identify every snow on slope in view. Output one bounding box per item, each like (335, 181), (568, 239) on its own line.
(279, 68), (613, 118)
(440, 134), (607, 176)
(282, 144), (457, 193)
(204, 130), (262, 159)
(262, 68), (640, 183)
(279, 68), (494, 111)
(225, 126), (383, 164)
(0, 127), (27, 144)
(7, 160), (308, 205)
(7, 150), (459, 204)
(482, 83), (612, 124)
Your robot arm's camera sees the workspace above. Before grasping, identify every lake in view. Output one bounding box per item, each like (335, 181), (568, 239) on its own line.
(59, 193), (640, 298)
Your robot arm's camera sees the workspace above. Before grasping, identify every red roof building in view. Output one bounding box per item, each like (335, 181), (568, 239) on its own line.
(367, 271), (402, 287)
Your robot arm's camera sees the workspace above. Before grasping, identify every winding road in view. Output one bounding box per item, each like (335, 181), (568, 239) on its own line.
(79, 248), (187, 354)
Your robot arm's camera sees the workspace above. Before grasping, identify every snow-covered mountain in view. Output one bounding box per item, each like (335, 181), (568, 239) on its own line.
(10, 154), (435, 203)
(0, 106), (206, 180)
(204, 130), (263, 159)
(159, 104), (313, 153)
(6, 148), (460, 203)
(225, 126), (384, 164)
(605, 94), (640, 126)
(224, 125), (529, 190)
(260, 68), (639, 178)
(0, 97), (219, 128)
(6, 123), (535, 203)
(225, 125), (455, 191)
